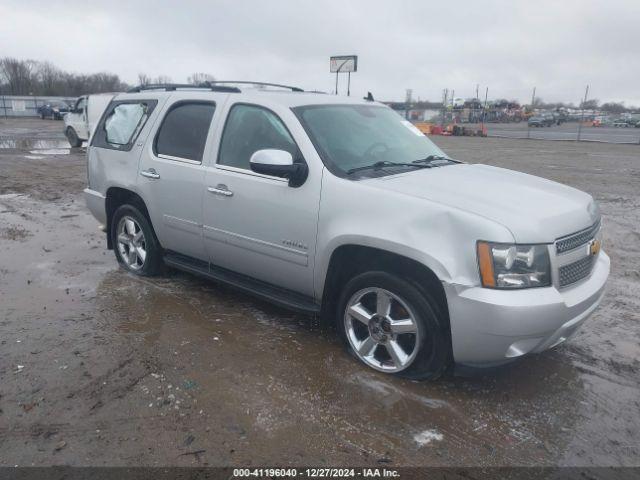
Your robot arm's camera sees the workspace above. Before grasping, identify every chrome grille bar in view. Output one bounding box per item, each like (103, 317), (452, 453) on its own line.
(555, 220), (600, 254)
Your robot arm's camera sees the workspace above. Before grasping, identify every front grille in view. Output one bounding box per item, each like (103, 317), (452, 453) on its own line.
(559, 255), (595, 287)
(555, 220), (600, 254)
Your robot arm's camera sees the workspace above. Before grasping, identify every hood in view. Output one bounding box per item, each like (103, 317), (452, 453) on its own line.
(364, 164), (599, 243)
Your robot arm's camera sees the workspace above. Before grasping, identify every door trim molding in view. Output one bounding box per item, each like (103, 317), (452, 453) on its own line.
(203, 224), (308, 266)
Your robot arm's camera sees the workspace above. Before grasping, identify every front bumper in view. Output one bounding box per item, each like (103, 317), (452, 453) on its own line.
(444, 251), (610, 367)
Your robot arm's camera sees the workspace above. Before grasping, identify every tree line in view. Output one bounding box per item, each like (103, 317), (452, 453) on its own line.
(1, 57), (635, 112)
(0, 57), (217, 97)
(0, 57), (128, 96)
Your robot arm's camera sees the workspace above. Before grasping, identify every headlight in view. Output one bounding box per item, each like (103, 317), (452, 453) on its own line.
(477, 241), (550, 289)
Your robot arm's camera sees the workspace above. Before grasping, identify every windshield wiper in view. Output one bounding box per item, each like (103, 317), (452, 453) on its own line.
(412, 155), (460, 166)
(347, 160), (432, 175)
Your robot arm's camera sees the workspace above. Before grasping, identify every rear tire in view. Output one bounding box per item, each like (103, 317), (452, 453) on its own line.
(111, 204), (163, 276)
(65, 127), (82, 148)
(337, 271), (450, 380)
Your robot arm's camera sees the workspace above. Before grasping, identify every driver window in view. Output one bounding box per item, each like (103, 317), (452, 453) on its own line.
(75, 98), (86, 112)
(218, 104), (296, 170)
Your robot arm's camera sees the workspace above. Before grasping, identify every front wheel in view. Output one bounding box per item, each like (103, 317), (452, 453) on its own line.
(65, 127), (82, 148)
(111, 204), (163, 276)
(337, 271), (450, 380)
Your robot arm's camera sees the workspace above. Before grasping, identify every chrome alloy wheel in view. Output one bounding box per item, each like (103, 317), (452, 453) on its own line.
(344, 287), (421, 373)
(116, 216), (146, 270)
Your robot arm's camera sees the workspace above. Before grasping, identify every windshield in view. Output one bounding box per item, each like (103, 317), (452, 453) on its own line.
(293, 104), (447, 177)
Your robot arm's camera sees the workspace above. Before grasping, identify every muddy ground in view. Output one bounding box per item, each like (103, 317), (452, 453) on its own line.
(0, 117), (639, 467)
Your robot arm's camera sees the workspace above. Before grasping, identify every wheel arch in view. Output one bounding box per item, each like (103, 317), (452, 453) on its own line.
(105, 187), (154, 250)
(319, 244), (451, 336)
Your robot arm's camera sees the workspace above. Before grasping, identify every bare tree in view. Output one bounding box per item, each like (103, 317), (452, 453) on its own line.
(154, 75), (172, 84)
(187, 72), (215, 85)
(0, 57), (128, 96)
(581, 98), (599, 110)
(37, 61), (62, 95)
(137, 73), (150, 86)
(0, 58), (37, 94)
(600, 102), (626, 114)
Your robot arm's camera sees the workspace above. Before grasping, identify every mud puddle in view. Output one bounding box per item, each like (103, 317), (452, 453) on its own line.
(1, 191), (638, 467)
(0, 138), (70, 150)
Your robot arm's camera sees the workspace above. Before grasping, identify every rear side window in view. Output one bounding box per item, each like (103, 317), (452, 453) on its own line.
(218, 104), (297, 170)
(154, 102), (215, 163)
(92, 100), (157, 151)
(105, 104), (147, 145)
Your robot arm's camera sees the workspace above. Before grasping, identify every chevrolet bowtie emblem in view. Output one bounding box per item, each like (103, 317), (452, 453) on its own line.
(590, 239), (601, 256)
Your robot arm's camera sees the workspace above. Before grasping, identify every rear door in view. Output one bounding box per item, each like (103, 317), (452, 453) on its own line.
(136, 93), (229, 261)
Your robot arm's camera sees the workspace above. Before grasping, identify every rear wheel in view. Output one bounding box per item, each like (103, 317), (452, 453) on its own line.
(337, 271), (450, 380)
(65, 127), (82, 147)
(111, 204), (163, 276)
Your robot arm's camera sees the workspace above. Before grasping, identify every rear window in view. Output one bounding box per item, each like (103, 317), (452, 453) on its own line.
(92, 100), (157, 151)
(154, 102), (215, 162)
(105, 104), (147, 145)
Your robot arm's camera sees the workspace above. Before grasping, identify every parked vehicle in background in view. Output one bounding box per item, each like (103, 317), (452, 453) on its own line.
(612, 118), (632, 128)
(37, 101), (71, 120)
(591, 115), (611, 127)
(83, 82), (609, 380)
(64, 93), (116, 147)
(551, 111), (568, 125)
(528, 114), (554, 127)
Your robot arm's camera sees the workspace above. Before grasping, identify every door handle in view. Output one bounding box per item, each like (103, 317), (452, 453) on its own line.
(140, 168), (160, 179)
(207, 184), (233, 197)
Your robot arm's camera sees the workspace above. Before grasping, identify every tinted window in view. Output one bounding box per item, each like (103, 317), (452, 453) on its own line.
(218, 104), (296, 170)
(105, 103), (148, 145)
(155, 103), (215, 162)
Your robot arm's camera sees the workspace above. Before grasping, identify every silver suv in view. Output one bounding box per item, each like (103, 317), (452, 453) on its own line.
(84, 82), (609, 379)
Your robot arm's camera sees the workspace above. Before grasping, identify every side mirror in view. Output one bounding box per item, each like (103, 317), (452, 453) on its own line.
(250, 149), (308, 187)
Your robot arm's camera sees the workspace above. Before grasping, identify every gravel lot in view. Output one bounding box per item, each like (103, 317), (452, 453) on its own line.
(1, 118), (639, 467)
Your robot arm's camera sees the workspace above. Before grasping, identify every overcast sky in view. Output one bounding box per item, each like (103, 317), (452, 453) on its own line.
(1, 0), (639, 104)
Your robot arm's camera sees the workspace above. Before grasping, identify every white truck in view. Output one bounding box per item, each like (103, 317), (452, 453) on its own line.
(64, 93), (116, 147)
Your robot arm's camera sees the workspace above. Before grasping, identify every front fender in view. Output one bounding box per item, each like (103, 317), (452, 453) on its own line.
(314, 173), (515, 299)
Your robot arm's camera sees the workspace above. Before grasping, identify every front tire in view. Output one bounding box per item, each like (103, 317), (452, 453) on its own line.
(111, 204), (163, 276)
(65, 127), (82, 148)
(337, 271), (450, 380)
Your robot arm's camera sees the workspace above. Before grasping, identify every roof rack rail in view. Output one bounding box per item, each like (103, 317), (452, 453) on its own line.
(126, 83), (240, 93)
(203, 81), (304, 92)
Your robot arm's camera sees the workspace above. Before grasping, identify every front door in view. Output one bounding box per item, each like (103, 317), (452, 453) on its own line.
(202, 103), (321, 297)
(137, 96), (224, 261)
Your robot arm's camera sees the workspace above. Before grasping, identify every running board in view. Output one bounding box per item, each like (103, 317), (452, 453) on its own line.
(163, 252), (320, 315)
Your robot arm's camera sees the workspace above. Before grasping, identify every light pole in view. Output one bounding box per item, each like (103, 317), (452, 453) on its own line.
(577, 85), (589, 142)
